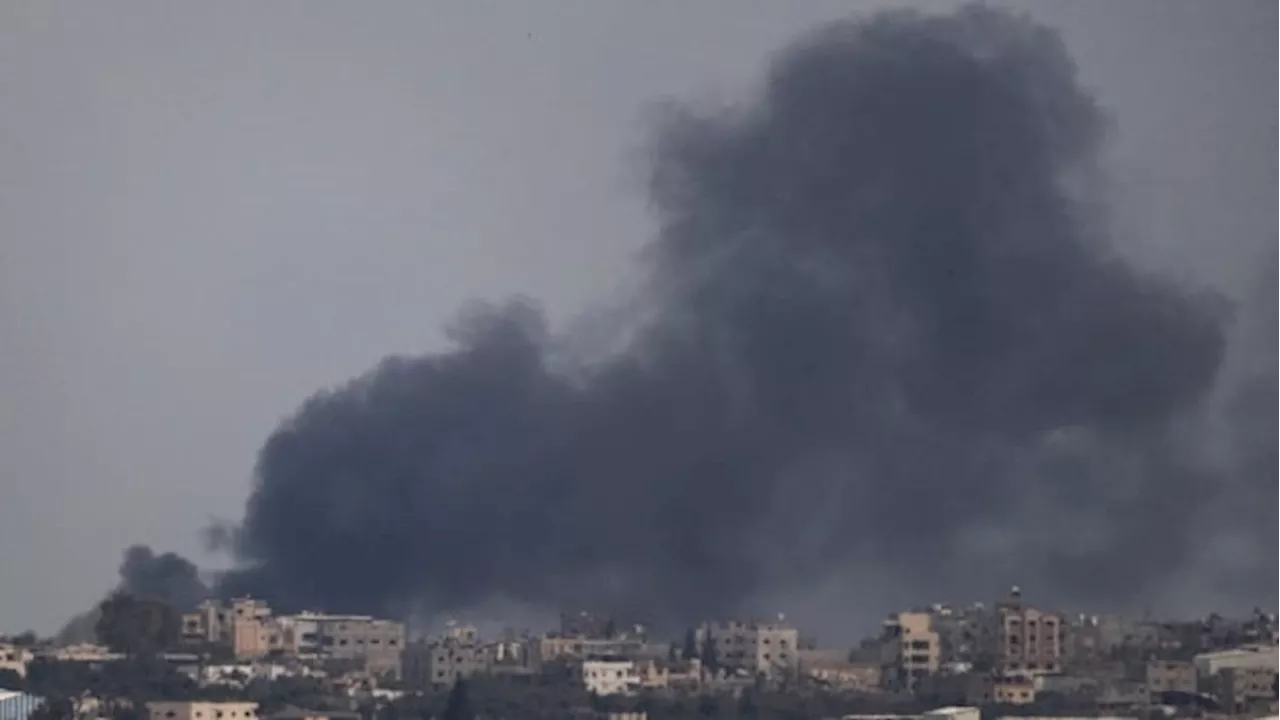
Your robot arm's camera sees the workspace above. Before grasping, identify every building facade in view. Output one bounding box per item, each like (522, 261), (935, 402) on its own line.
(697, 618), (800, 679)
(581, 659), (640, 696)
(0, 644), (32, 679)
(146, 701), (259, 720)
(995, 588), (1063, 677)
(881, 612), (940, 691)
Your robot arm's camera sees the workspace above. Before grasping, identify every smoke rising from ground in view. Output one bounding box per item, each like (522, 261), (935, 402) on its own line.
(193, 5), (1274, 629)
(56, 545), (210, 644)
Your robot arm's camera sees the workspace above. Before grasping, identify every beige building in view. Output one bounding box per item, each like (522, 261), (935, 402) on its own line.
(183, 603), (404, 677)
(181, 598), (280, 660)
(1213, 666), (1278, 715)
(992, 677), (1036, 705)
(1144, 659), (1195, 698)
(697, 618), (800, 679)
(147, 701), (259, 719)
(882, 611), (941, 691)
(0, 643), (32, 678)
(1193, 644), (1279, 678)
(995, 588), (1063, 677)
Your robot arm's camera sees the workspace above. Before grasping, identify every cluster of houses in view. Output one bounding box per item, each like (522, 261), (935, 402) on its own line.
(0, 587), (1276, 719)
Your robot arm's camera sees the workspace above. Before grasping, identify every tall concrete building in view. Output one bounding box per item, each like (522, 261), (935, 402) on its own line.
(881, 611), (941, 691)
(994, 587), (1064, 678)
(696, 618), (800, 680)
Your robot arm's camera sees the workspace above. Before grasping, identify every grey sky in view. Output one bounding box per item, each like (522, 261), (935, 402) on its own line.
(0, 1), (1273, 634)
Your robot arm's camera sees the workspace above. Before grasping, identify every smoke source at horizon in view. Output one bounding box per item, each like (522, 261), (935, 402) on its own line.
(112, 4), (1276, 633)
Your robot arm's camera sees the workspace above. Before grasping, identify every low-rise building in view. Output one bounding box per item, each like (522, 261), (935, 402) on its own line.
(146, 701), (259, 720)
(0, 644), (32, 679)
(805, 658), (882, 691)
(0, 690), (43, 720)
(1193, 644), (1279, 679)
(582, 658), (640, 696)
(992, 677), (1036, 705)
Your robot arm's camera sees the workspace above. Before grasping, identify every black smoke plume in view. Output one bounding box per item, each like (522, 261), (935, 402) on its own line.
(210, 5), (1272, 628)
(57, 545), (210, 644)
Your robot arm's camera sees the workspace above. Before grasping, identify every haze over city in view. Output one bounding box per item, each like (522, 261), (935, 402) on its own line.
(0, 0), (1274, 646)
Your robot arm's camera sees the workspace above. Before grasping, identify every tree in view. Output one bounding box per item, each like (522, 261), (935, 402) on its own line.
(443, 678), (474, 720)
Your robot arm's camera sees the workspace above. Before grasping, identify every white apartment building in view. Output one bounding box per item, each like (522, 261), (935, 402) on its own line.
(582, 659), (641, 696)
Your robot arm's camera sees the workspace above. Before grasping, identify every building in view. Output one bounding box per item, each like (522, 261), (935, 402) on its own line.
(1193, 645), (1279, 679)
(582, 658), (641, 696)
(993, 677), (1036, 705)
(994, 588), (1063, 677)
(697, 618), (800, 680)
(300, 615), (404, 678)
(881, 612), (941, 691)
(1144, 659), (1196, 698)
(146, 701), (259, 719)
(929, 604), (997, 668)
(0, 691), (43, 720)
(0, 645), (31, 679)
(181, 598), (279, 660)
(1213, 666), (1278, 715)
(531, 632), (660, 668)
(805, 658), (883, 691)
(404, 637), (485, 688)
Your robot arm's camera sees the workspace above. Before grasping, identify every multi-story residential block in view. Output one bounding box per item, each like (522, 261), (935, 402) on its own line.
(181, 598), (278, 660)
(696, 618), (800, 680)
(1213, 666), (1279, 715)
(403, 626), (486, 689)
(929, 604), (996, 668)
(880, 611), (940, 691)
(1144, 659), (1196, 698)
(181, 601), (404, 677)
(994, 587), (1063, 677)
(300, 614), (404, 678)
(1062, 613), (1127, 670)
(146, 700), (259, 719)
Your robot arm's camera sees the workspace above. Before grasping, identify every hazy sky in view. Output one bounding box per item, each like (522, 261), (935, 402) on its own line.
(0, 1), (1274, 634)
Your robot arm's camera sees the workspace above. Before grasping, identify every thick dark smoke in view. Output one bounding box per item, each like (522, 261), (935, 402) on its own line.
(117, 545), (210, 611)
(57, 545), (210, 644)
(205, 5), (1271, 629)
